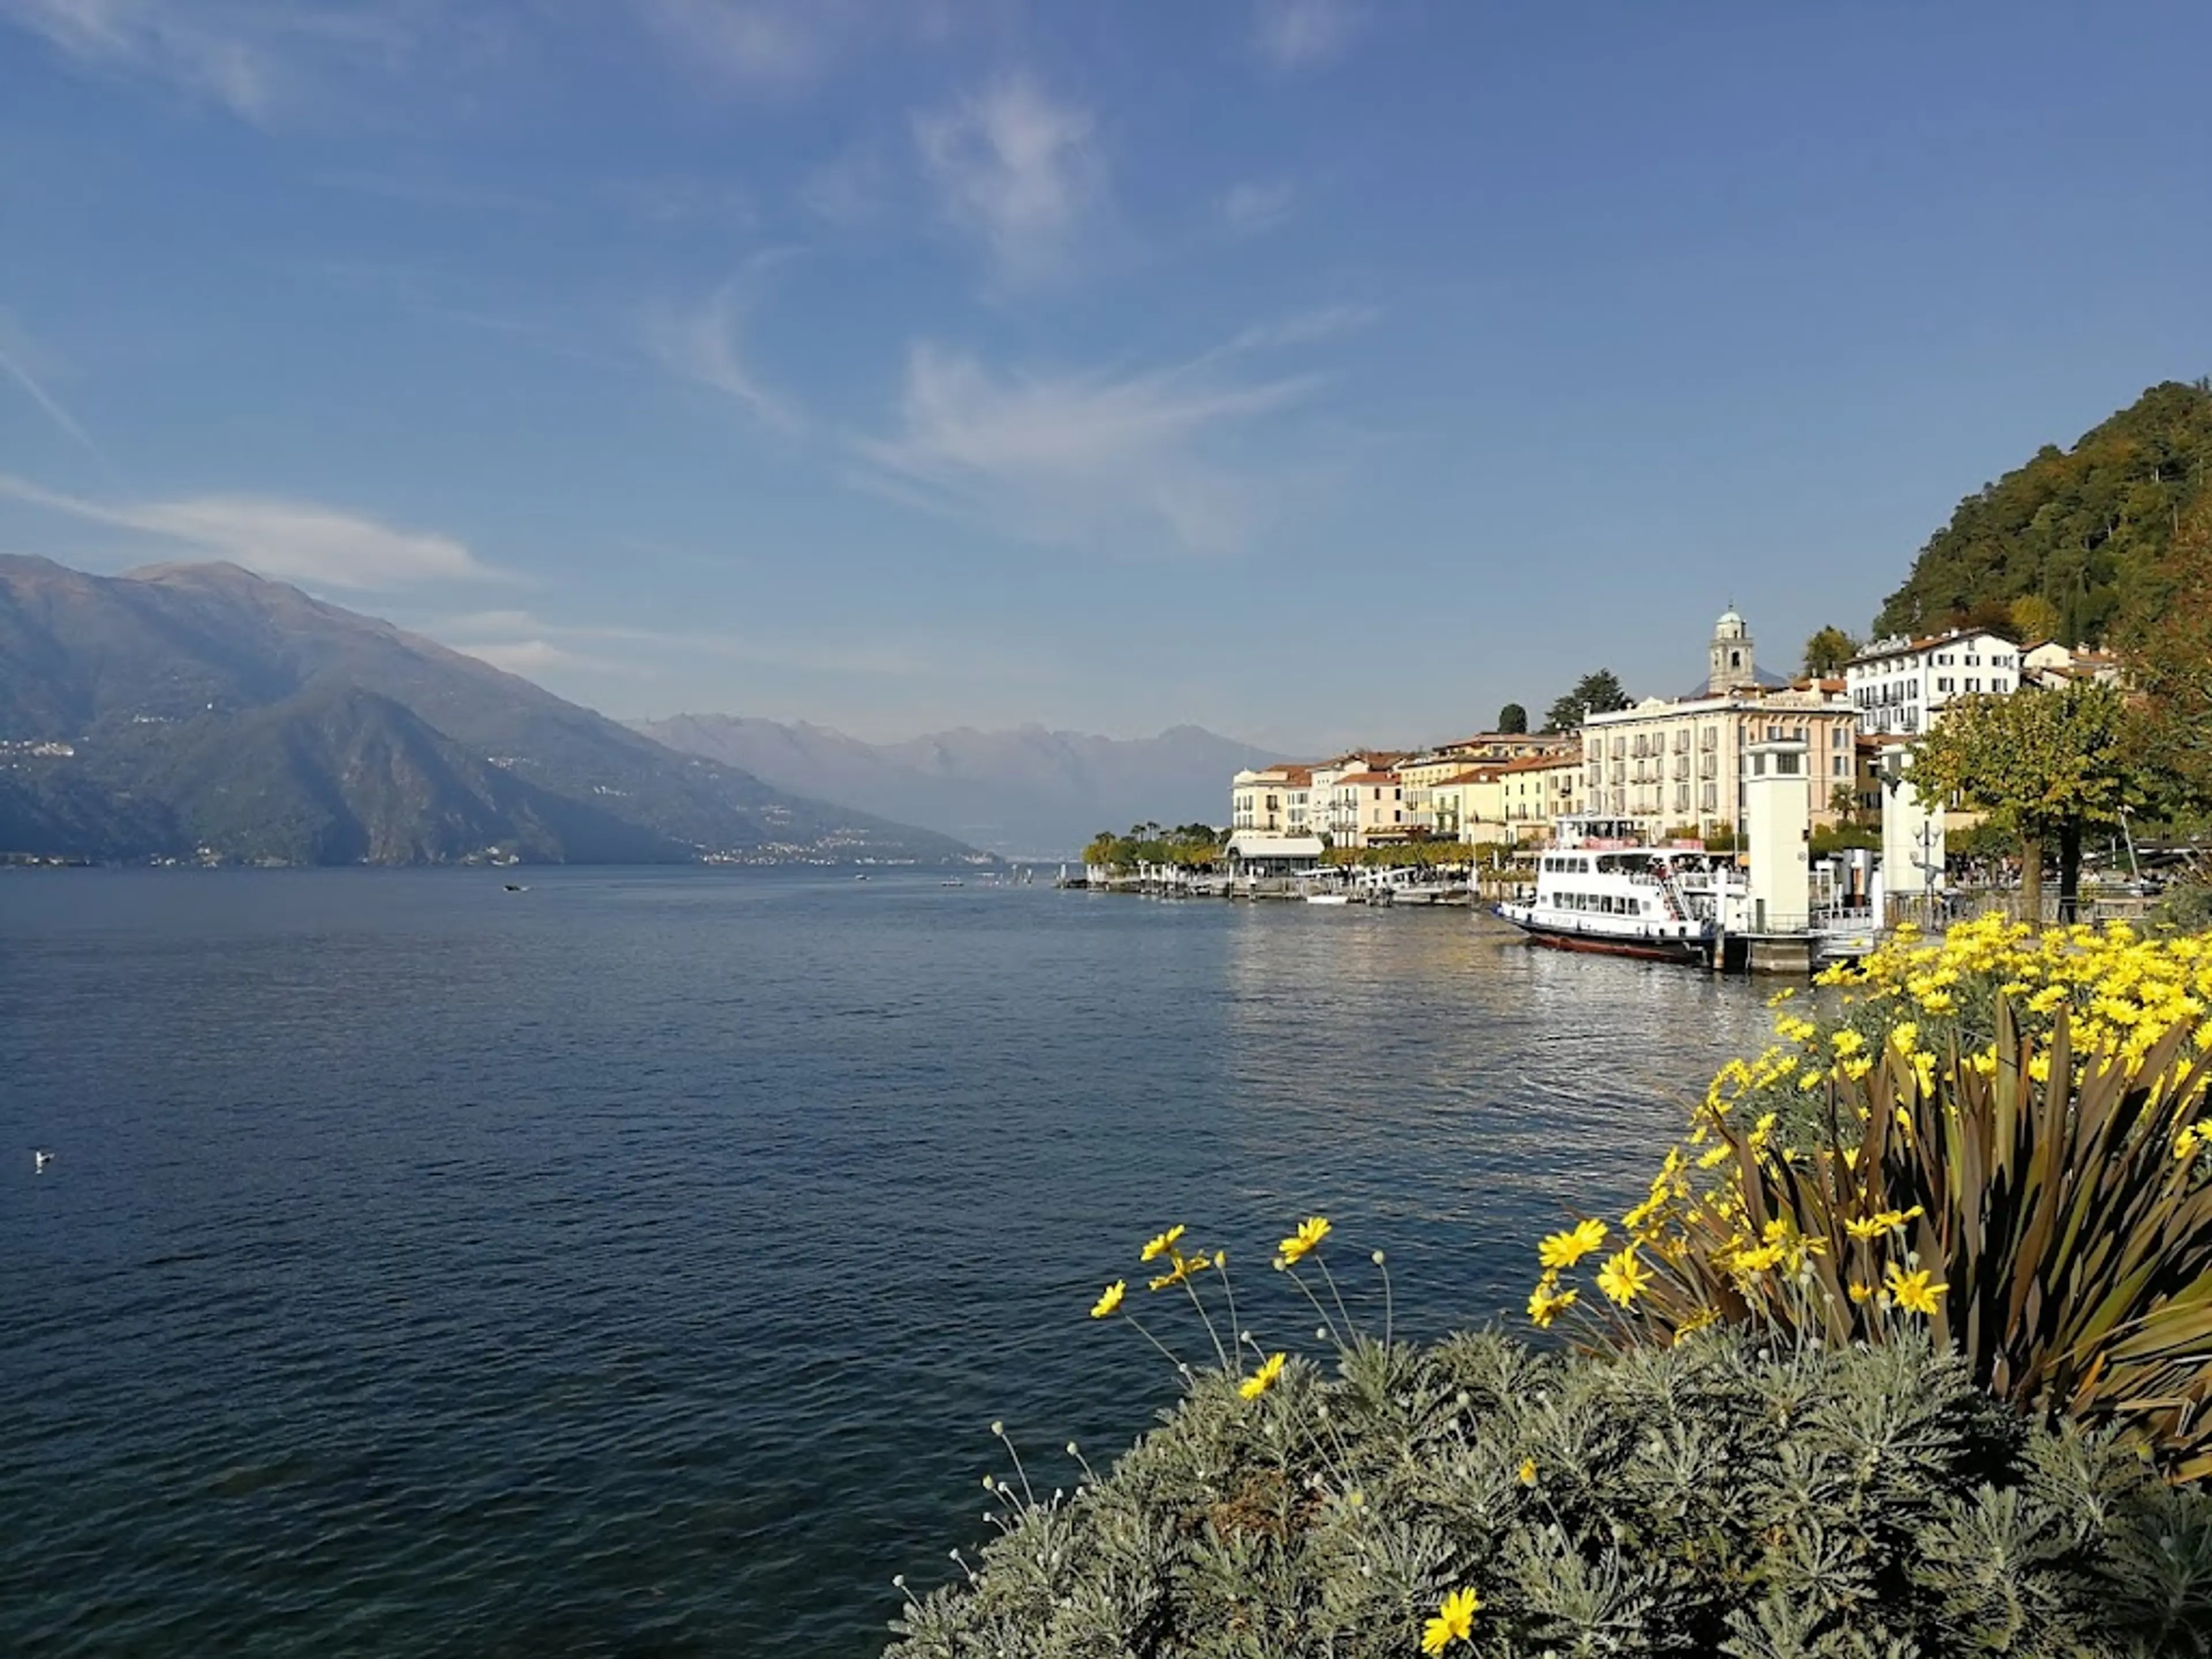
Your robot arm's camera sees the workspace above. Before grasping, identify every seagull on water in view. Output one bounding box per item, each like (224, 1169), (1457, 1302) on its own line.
(34, 1150), (54, 1173)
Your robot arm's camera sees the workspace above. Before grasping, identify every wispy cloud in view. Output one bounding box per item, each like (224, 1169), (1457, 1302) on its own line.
(1252, 0), (1361, 70)
(0, 474), (505, 590)
(1218, 179), (1296, 237)
(425, 605), (949, 680)
(0, 310), (107, 466)
(452, 637), (615, 677)
(632, 266), (803, 433)
(0, 0), (416, 120)
(639, 0), (859, 92)
(851, 330), (1333, 556)
(1224, 304), (1379, 353)
(914, 73), (1105, 289)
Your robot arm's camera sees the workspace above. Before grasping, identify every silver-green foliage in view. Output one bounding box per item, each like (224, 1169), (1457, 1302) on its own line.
(889, 1334), (2212, 1658)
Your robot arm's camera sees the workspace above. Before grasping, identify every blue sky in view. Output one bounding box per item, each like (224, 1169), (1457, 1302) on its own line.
(2, 1), (2207, 751)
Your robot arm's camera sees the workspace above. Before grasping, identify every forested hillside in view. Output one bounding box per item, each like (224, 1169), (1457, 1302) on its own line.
(1875, 379), (2212, 645)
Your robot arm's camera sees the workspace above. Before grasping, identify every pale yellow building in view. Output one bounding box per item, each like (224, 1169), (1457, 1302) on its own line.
(1496, 750), (1585, 842)
(1426, 768), (1510, 846)
(1581, 688), (1856, 842)
(1230, 766), (1294, 834)
(1328, 770), (1411, 846)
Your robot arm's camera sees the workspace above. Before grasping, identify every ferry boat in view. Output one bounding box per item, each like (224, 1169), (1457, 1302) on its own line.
(1495, 816), (1745, 964)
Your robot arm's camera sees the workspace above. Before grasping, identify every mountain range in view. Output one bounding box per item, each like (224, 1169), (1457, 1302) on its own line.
(632, 714), (1281, 859)
(0, 556), (979, 867)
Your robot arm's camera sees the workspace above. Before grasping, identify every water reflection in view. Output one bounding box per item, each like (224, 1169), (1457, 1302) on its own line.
(1215, 902), (1774, 1331)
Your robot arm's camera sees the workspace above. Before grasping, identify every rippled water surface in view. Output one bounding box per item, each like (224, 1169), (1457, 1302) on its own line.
(1, 869), (1775, 1656)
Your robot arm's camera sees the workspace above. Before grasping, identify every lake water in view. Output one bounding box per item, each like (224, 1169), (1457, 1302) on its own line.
(0, 869), (1774, 1656)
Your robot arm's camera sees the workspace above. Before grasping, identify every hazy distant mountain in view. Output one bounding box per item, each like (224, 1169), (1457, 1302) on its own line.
(0, 555), (978, 866)
(633, 714), (1283, 857)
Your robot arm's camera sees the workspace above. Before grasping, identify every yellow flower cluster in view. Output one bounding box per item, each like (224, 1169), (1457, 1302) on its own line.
(1092, 1217), (1334, 1399)
(1529, 919), (2212, 1340)
(1817, 915), (2212, 1086)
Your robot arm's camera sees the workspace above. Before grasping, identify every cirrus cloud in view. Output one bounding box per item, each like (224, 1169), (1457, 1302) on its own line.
(914, 73), (1105, 289)
(0, 473), (506, 591)
(851, 331), (1332, 556)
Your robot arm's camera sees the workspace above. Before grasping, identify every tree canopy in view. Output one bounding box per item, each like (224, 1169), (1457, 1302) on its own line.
(1543, 669), (1629, 734)
(2122, 498), (2212, 815)
(1802, 626), (1858, 677)
(1875, 379), (2212, 646)
(1083, 824), (1227, 870)
(1911, 683), (2146, 920)
(1496, 702), (1528, 734)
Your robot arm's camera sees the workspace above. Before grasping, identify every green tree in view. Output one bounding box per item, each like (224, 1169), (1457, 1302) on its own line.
(1497, 702), (1528, 734)
(1912, 683), (2145, 923)
(2009, 593), (2065, 642)
(1802, 626), (1859, 677)
(1543, 669), (1628, 734)
(2123, 499), (2212, 812)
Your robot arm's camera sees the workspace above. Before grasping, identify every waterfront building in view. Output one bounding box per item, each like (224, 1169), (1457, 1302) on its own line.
(1224, 832), (1324, 876)
(1331, 770), (1410, 846)
(1844, 628), (2020, 736)
(1391, 751), (1475, 839)
(1230, 766), (1306, 834)
(1497, 750), (1585, 841)
(1582, 611), (1857, 843)
(1425, 767), (1510, 845)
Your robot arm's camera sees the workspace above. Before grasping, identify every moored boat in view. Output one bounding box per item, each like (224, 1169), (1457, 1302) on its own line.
(1495, 815), (1743, 965)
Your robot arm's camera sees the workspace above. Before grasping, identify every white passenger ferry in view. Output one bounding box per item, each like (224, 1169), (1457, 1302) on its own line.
(1495, 815), (1745, 964)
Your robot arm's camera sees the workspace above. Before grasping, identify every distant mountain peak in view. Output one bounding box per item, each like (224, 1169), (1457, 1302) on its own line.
(633, 713), (1287, 859)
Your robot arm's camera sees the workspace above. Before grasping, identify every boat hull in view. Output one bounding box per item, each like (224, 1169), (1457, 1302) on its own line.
(1494, 908), (1709, 965)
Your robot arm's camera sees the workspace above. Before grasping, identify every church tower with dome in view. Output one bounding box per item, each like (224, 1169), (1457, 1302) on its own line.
(1709, 605), (1755, 695)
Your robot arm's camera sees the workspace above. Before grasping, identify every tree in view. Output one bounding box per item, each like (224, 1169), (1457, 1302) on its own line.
(1543, 669), (1629, 734)
(1912, 684), (2145, 924)
(2009, 593), (2064, 643)
(1828, 783), (1859, 826)
(2123, 499), (2212, 812)
(1497, 702), (1528, 734)
(1802, 626), (1858, 678)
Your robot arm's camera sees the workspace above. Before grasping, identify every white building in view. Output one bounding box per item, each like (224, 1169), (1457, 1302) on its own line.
(1844, 629), (2020, 736)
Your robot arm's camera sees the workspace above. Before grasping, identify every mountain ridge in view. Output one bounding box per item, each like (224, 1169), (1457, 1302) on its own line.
(0, 556), (980, 867)
(633, 713), (1283, 858)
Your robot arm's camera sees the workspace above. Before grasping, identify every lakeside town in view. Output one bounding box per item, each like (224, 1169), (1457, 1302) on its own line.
(1079, 605), (2157, 968)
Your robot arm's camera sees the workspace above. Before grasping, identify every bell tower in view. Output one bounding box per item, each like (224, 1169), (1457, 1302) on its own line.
(1709, 605), (1753, 695)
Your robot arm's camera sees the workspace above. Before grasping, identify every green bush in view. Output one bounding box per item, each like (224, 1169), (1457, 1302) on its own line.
(889, 1332), (2212, 1657)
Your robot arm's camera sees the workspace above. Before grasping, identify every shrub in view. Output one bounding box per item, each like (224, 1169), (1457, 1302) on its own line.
(889, 1323), (2212, 1657)
(1690, 916), (2211, 1152)
(1531, 919), (2212, 1479)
